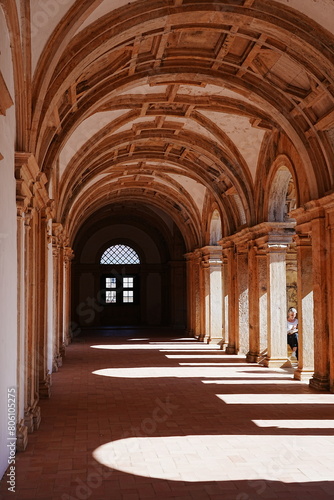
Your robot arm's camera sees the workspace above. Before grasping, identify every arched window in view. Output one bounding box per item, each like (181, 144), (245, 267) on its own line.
(100, 244), (140, 264)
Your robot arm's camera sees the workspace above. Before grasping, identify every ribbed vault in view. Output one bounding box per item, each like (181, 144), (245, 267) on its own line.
(23, 0), (334, 245)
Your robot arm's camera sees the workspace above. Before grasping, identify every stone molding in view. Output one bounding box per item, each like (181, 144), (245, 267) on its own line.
(15, 152), (52, 213)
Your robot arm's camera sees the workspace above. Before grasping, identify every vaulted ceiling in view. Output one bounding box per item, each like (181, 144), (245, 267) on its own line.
(15, 0), (334, 249)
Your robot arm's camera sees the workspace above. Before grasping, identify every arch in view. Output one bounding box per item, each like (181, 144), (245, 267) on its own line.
(265, 155), (298, 223)
(209, 209), (222, 246)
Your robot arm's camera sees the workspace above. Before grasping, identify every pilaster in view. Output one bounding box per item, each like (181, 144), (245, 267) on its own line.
(64, 246), (75, 346)
(222, 242), (237, 353)
(235, 242), (249, 355)
(201, 246), (223, 345)
(246, 242), (260, 363)
(185, 250), (201, 338)
(52, 223), (63, 371)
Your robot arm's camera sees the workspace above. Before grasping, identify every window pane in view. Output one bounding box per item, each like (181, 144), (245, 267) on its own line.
(123, 277), (134, 288)
(106, 291), (116, 303)
(123, 290), (134, 303)
(106, 277), (116, 288)
(100, 245), (140, 264)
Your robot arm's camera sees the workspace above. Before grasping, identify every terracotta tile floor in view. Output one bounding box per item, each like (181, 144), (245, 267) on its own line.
(1, 328), (334, 500)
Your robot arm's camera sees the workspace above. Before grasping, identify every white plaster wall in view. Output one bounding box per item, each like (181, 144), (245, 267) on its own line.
(0, 9), (18, 480)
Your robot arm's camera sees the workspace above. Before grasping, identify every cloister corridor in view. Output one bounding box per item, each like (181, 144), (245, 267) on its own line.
(1, 328), (333, 500)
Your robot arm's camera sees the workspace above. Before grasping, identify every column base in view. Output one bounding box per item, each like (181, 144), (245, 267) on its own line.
(16, 421), (28, 452)
(24, 408), (34, 433)
(261, 357), (291, 368)
(246, 351), (260, 363)
(39, 373), (52, 398)
(294, 368), (314, 382)
(309, 374), (330, 391)
(59, 342), (66, 358)
(32, 405), (41, 431)
(225, 344), (236, 354)
(53, 353), (62, 372)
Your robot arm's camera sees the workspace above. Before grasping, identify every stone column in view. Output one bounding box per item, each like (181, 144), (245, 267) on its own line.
(63, 247), (74, 345)
(58, 244), (65, 359)
(198, 251), (206, 342)
(236, 244), (249, 355)
(16, 207), (28, 450)
(185, 251), (201, 338)
(294, 233), (314, 382)
(201, 247), (223, 345)
(23, 208), (35, 433)
(223, 242), (237, 353)
(52, 224), (62, 371)
(200, 256), (210, 343)
(193, 251), (202, 339)
(263, 242), (290, 367)
(257, 250), (268, 363)
(46, 220), (54, 374)
(24, 207), (41, 432)
(309, 213), (330, 391)
(247, 243), (260, 363)
(185, 252), (195, 337)
(38, 210), (52, 398)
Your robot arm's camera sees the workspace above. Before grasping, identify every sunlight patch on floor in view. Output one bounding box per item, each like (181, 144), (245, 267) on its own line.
(92, 435), (334, 483)
(202, 379), (300, 385)
(92, 366), (252, 378)
(217, 394), (334, 404)
(253, 420), (334, 429)
(90, 343), (220, 350)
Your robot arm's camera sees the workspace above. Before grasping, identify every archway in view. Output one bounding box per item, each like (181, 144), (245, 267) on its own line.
(71, 202), (187, 330)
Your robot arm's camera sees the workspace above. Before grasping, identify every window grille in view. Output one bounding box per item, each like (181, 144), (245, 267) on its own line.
(100, 245), (140, 264)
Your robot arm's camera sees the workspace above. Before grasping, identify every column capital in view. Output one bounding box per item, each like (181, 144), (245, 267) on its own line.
(200, 246), (223, 267)
(184, 249), (202, 261)
(15, 152), (51, 212)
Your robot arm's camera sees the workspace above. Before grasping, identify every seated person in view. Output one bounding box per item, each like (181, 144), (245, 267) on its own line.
(287, 307), (298, 360)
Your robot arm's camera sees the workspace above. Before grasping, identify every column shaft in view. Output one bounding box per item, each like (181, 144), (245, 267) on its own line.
(264, 245), (289, 367)
(309, 215), (330, 390)
(236, 248), (249, 355)
(294, 235), (314, 381)
(247, 244), (260, 363)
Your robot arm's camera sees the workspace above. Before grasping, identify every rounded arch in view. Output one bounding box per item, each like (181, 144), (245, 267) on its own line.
(264, 155), (299, 223)
(65, 177), (203, 252)
(209, 209), (222, 246)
